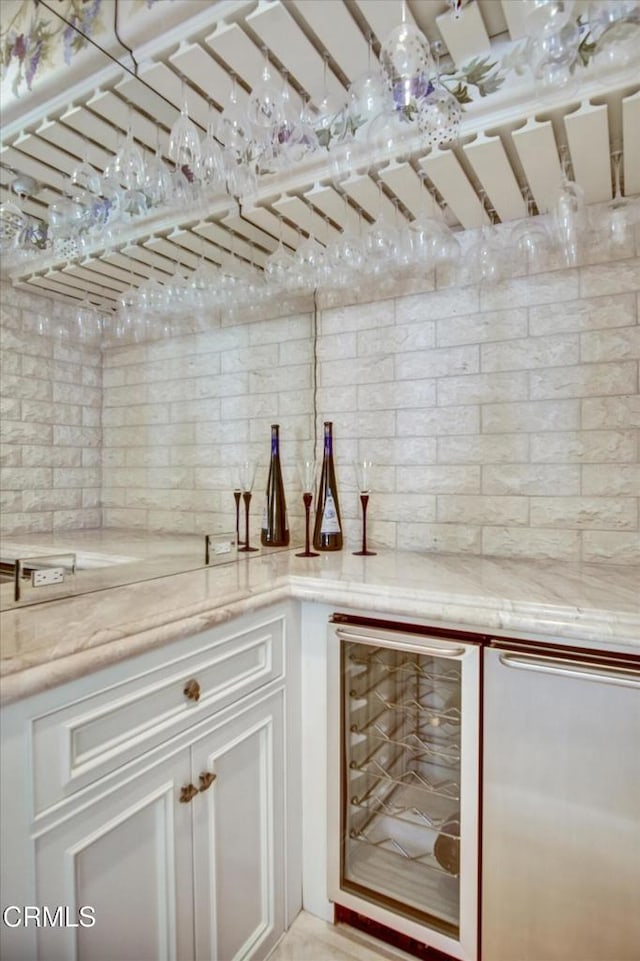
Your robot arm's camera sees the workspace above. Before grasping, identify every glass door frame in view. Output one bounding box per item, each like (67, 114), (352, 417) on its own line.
(327, 615), (481, 961)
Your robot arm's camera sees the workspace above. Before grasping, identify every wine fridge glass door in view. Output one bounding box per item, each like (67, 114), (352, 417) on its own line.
(327, 619), (480, 961)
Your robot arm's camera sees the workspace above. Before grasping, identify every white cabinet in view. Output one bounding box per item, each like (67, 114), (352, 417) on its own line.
(1, 605), (299, 961)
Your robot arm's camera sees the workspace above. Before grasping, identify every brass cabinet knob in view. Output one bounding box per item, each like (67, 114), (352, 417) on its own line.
(183, 679), (201, 702)
(179, 784), (199, 804)
(198, 771), (217, 792)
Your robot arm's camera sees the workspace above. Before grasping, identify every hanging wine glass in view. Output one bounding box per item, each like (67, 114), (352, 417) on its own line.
(198, 105), (226, 195)
(238, 459), (259, 553)
(353, 460), (376, 556)
(601, 150), (637, 255)
(551, 158), (586, 266)
(168, 89), (202, 175)
(466, 223), (505, 285)
(296, 459), (319, 558)
(380, 6), (434, 122)
(521, 0), (576, 37)
(510, 191), (552, 274)
(416, 40), (461, 148)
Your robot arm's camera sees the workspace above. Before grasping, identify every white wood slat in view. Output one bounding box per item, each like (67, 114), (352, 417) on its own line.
(28, 275), (87, 301)
(172, 42), (249, 110)
(0, 177), (51, 208)
(221, 213), (278, 253)
(0, 145), (67, 195)
(240, 206), (300, 249)
(122, 243), (176, 273)
(622, 91), (640, 197)
(463, 135), (527, 222)
(378, 163), (439, 219)
(116, 66), (182, 130)
(194, 222), (268, 267)
(436, 2), (491, 69)
(303, 184), (361, 234)
(499, 0), (528, 40)
(87, 92), (165, 154)
(476, 1), (509, 39)
(59, 267), (120, 298)
(103, 250), (170, 280)
(36, 119), (112, 172)
(60, 105), (123, 156)
(121, 61), (210, 130)
(340, 174), (399, 223)
(511, 119), (562, 214)
(419, 152), (489, 229)
(272, 195), (343, 245)
(354, 0), (416, 44)
(290, 1), (370, 82)
(162, 228), (226, 265)
(145, 237), (201, 270)
(244, 0), (344, 104)
(78, 257), (140, 287)
(564, 103), (611, 204)
(12, 132), (82, 178)
(204, 21), (301, 114)
(62, 263), (127, 293)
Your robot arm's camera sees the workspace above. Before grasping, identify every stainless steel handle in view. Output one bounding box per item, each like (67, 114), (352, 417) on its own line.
(336, 627), (466, 657)
(499, 652), (640, 688)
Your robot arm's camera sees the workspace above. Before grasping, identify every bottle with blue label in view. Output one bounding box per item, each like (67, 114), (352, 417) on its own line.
(313, 421), (343, 551)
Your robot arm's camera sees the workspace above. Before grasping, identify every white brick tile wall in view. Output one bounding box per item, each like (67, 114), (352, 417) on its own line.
(2, 249), (638, 563)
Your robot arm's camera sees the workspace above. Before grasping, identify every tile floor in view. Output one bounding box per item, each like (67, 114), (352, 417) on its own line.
(268, 911), (417, 961)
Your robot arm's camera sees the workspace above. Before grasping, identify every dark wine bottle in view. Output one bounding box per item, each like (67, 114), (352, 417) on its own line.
(261, 424), (290, 547)
(313, 421), (343, 551)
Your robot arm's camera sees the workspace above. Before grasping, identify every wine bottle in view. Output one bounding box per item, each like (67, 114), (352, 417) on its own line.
(313, 421), (343, 551)
(261, 424), (290, 547)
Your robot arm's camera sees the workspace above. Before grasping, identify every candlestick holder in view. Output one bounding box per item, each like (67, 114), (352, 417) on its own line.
(353, 460), (376, 556)
(237, 460), (258, 552)
(296, 459), (319, 558)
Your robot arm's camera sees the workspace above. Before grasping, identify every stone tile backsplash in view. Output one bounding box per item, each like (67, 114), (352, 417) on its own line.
(1, 251), (638, 564)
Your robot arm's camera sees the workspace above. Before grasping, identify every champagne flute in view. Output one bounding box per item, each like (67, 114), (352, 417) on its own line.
(353, 460), (376, 556)
(296, 459), (319, 558)
(238, 459), (259, 552)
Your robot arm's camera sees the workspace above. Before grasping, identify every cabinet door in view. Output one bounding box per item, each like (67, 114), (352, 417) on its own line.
(191, 691), (286, 961)
(34, 751), (195, 961)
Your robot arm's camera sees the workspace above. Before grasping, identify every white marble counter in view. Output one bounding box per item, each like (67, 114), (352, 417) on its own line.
(1, 547), (638, 704)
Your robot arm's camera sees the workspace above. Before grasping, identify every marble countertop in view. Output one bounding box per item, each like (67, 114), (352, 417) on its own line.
(1, 543), (638, 704)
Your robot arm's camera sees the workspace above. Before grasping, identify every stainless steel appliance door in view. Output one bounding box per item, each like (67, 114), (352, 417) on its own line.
(328, 620), (480, 961)
(483, 644), (640, 961)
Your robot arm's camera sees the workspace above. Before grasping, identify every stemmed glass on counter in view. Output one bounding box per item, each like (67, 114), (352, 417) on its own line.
(296, 459), (319, 558)
(237, 460), (258, 552)
(353, 460), (376, 556)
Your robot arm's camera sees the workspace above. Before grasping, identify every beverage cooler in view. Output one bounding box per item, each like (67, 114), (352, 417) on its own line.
(327, 615), (481, 961)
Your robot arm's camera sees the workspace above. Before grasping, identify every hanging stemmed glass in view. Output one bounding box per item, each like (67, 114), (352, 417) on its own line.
(353, 460), (376, 556)
(238, 460), (259, 552)
(296, 459), (319, 558)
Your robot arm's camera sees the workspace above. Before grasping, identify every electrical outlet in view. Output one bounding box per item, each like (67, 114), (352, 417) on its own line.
(31, 567), (65, 587)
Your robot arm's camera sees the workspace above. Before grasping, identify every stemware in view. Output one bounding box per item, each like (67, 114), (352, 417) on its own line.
(353, 460), (376, 557)
(168, 94), (202, 173)
(238, 460), (259, 552)
(296, 459), (319, 558)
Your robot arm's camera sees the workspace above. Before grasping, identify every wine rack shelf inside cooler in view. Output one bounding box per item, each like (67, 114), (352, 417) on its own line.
(342, 643), (462, 929)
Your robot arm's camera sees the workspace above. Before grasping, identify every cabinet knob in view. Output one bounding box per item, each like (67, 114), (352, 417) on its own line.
(198, 771), (217, 792)
(184, 679), (201, 702)
(179, 784), (199, 803)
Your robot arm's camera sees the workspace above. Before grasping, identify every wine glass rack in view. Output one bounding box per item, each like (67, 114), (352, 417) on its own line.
(341, 642), (463, 931)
